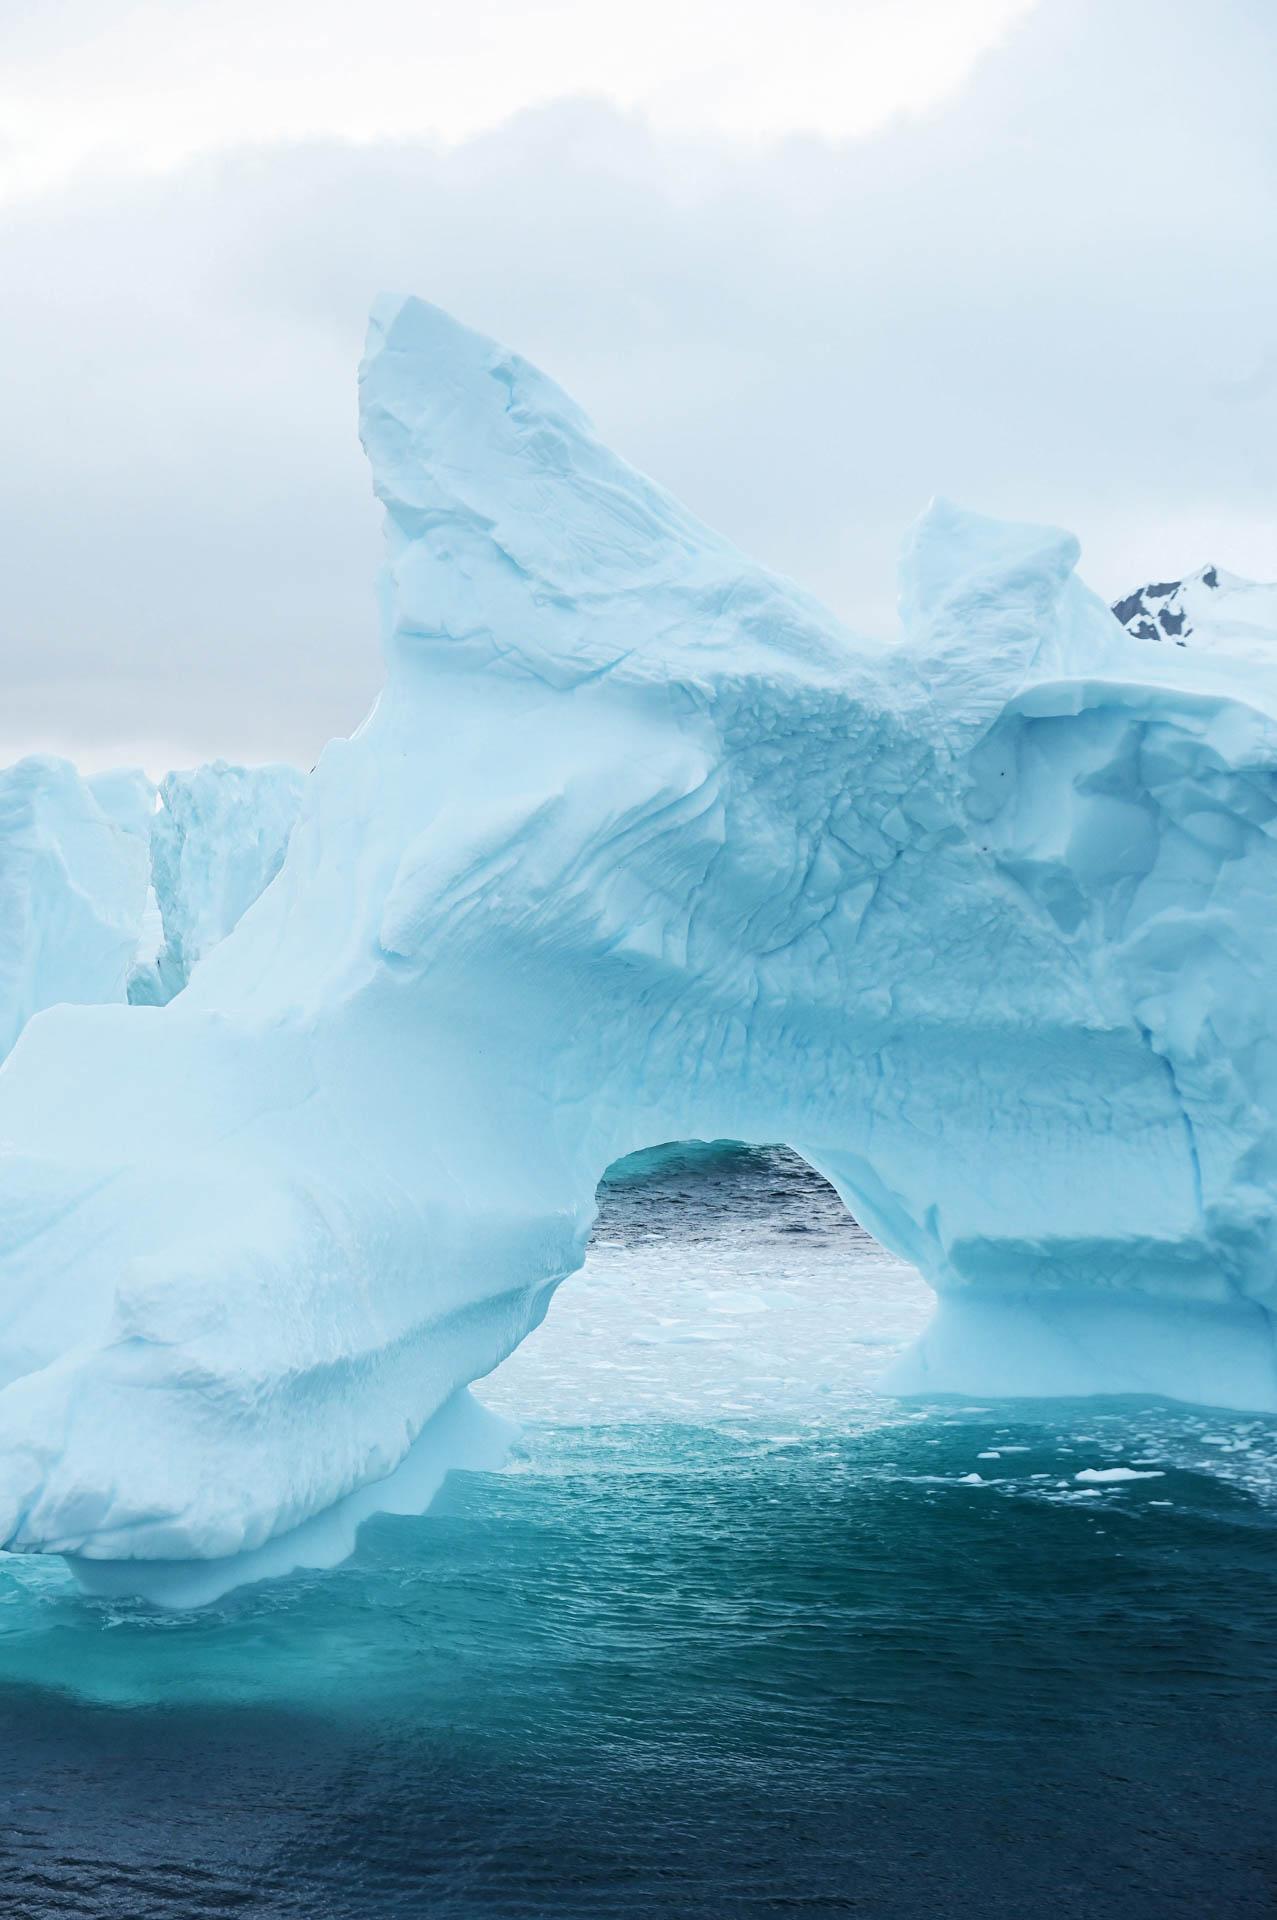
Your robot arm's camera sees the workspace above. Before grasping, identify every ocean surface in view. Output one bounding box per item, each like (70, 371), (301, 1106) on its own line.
(0, 1144), (1274, 1917)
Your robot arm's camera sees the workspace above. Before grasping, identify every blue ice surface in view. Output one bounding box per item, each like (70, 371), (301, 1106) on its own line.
(1, 297), (1277, 1598)
(129, 759), (304, 1005)
(0, 756), (305, 1044)
(0, 756), (150, 1056)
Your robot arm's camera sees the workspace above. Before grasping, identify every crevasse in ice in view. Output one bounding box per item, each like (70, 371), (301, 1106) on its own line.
(1, 296), (1276, 1601)
(131, 761), (304, 1004)
(0, 757), (152, 1059)
(0, 756), (303, 1029)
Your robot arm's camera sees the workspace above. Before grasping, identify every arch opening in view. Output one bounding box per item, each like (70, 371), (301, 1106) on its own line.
(6, 294), (1277, 1608)
(478, 1140), (933, 1434)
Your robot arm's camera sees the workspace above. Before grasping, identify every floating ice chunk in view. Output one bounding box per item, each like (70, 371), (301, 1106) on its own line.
(1075, 1467), (1165, 1483)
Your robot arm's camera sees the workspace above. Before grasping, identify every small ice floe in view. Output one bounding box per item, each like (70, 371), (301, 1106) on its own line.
(1075, 1466), (1165, 1483)
(906, 1471), (993, 1486)
(976, 1449), (1001, 1459)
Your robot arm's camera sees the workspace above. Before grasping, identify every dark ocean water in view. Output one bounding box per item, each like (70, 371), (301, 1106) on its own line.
(0, 1146), (1274, 1918)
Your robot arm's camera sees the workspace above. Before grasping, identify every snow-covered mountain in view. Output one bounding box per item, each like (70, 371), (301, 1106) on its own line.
(1113, 566), (1277, 660)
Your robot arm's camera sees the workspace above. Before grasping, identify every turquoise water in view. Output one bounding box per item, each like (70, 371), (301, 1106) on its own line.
(0, 1147), (1274, 1916)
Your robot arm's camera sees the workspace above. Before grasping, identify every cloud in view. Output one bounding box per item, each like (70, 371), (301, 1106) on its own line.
(0, 0), (1272, 769)
(0, 0), (1035, 193)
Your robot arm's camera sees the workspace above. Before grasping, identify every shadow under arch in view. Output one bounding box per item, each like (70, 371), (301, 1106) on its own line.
(594, 1137), (880, 1249)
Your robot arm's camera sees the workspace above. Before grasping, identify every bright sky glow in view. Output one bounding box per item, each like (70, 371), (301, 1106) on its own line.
(2, 0), (1038, 198)
(1, 0), (1272, 772)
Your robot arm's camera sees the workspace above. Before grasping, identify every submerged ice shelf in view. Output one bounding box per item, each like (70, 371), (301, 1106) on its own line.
(1, 295), (1277, 1601)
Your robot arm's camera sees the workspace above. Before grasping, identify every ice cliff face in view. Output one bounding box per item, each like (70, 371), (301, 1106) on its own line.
(1, 296), (1276, 1601)
(0, 758), (151, 1059)
(133, 761), (304, 1003)
(0, 757), (303, 1031)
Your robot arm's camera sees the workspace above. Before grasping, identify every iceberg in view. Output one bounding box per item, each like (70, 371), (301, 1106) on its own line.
(1, 295), (1276, 1601)
(0, 755), (302, 1031)
(132, 760), (305, 1003)
(0, 756), (151, 1060)
(86, 765), (159, 847)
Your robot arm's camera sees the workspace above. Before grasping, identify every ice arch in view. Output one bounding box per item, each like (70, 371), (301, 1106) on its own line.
(1, 296), (1276, 1595)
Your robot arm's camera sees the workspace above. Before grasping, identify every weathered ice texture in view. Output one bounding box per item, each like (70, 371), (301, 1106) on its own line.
(132, 761), (305, 1004)
(0, 757), (151, 1059)
(0, 297), (1275, 1602)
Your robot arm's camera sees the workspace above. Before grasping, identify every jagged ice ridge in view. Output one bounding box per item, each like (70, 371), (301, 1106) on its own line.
(0, 758), (152, 1060)
(128, 761), (305, 1005)
(0, 758), (304, 1053)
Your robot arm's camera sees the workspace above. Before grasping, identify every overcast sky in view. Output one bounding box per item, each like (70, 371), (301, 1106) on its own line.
(1, 0), (1273, 771)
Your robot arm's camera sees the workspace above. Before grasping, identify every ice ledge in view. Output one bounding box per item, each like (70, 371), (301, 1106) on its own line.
(888, 1293), (1277, 1413)
(64, 1389), (513, 1608)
